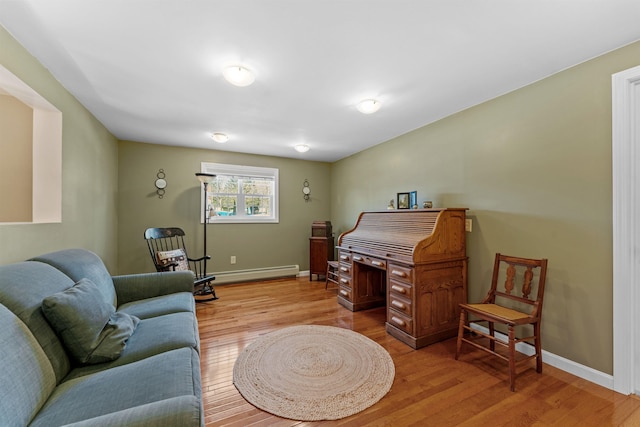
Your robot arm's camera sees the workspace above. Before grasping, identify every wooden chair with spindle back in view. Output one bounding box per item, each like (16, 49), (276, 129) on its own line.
(455, 253), (548, 391)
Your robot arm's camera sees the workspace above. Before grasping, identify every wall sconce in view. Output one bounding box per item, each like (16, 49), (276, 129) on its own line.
(302, 179), (311, 202)
(155, 169), (167, 198)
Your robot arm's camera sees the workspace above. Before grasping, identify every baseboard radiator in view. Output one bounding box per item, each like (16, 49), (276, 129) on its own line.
(211, 265), (300, 285)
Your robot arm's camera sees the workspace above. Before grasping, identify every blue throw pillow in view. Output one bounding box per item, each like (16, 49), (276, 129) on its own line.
(42, 278), (140, 364)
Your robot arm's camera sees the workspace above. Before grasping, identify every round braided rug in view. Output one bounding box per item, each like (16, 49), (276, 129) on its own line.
(232, 325), (395, 421)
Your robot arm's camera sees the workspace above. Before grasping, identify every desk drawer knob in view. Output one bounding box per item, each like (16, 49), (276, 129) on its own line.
(339, 289), (349, 297)
(391, 285), (406, 294)
(340, 278), (349, 284)
(340, 267), (349, 272)
(391, 300), (406, 310)
(372, 260), (384, 267)
(340, 255), (349, 261)
(391, 316), (406, 326)
(391, 270), (407, 278)
(353, 256), (363, 261)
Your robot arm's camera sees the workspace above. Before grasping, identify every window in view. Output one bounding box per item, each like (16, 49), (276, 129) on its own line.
(201, 162), (279, 223)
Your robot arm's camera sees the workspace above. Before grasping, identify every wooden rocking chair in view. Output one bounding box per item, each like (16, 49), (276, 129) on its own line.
(144, 227), (218, 301)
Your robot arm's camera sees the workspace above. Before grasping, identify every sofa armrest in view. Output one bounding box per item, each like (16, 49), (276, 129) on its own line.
(112, 271), (194, 306)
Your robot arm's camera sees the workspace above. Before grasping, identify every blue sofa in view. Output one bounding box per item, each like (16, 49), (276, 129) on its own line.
(0, 248), (203, 426)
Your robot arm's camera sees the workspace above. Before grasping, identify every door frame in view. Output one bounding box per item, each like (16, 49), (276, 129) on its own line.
(612, 64), (640, 395)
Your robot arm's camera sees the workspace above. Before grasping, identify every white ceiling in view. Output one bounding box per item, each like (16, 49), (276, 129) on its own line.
(1, 1), (639, 162)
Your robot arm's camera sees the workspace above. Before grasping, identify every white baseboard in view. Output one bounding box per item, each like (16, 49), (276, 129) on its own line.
(212, 265), (299, 284)
(542, 349), (614, 390)
(470, 324), (613, 390)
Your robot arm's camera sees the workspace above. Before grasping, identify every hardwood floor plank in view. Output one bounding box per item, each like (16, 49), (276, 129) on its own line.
(196, 277), (640, 426)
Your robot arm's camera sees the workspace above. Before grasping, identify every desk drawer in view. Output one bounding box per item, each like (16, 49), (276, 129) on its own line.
(389, 295), (412, 316)
(387, 310), (413, 334)
(339, 274), (351, 287)
(339, 263), (351, 275)
(388, 263), (413, 284)
(338, 286), (352, 301)
(352, 254), (387, 270)
(339, 251), (352, 263)
(389, 279), (413, 301)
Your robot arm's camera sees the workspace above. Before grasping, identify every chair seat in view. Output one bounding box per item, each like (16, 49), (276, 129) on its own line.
(461, 303), (532, 324)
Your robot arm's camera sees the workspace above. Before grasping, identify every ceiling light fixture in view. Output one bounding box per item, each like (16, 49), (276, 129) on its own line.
(294, 144), (310, 153)
(222, 65), (255, 87)
(357, 99), (382, 114)
(211, 132), (229, 143)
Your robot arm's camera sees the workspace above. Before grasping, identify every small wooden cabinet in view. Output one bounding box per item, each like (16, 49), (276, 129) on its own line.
(309, 236), (334, 281)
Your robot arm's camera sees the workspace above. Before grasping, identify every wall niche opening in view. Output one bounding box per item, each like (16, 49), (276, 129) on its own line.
(0, 64), (61, 224)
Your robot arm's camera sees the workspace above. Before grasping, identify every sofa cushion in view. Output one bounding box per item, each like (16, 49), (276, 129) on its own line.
(50, 396), (203, 427)
(64, 311), (199, 380)
(0, 304), (56, 427)
(30, 248), (118, 307)
(117, 291), (195, 319)
(42, 278), (140, 364)
(0, 261), (74, 383)
(29, 347), (202, 427)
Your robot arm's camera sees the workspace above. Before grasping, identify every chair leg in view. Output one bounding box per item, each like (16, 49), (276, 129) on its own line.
(534, 322), (543, 373)
(455, 310), (465, 360)
(489, 322), (495, 352)
(508, 325), (517, 392)
(325, 264), (330, 289)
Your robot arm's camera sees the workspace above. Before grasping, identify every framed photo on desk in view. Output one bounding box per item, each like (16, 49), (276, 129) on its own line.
(397, 192), (410, 209)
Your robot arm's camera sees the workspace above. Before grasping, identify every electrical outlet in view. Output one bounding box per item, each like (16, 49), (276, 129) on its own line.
(465, 219), (472, 232)
(230, 255), (236, 264)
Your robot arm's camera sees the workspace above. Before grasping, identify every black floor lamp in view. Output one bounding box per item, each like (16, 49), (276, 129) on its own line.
(195, 172), (217, 300)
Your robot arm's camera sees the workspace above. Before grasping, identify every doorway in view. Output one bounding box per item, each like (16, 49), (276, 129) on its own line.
(612, 64), (640, 395)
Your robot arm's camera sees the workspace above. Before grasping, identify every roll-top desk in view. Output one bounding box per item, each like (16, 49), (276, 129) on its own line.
(336, 208), (468, 349)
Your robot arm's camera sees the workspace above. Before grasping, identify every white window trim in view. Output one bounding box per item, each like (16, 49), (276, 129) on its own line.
(201, 162), (279, 224)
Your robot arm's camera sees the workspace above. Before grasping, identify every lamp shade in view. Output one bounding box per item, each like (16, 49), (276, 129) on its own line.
(195, 172), (216, 184)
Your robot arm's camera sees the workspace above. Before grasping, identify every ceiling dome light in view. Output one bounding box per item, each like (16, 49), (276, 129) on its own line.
(211, 132), (229, 143)
(357, 99), (382, 114)
(294, 144), (310, 153)
(222, 65), (255, 87)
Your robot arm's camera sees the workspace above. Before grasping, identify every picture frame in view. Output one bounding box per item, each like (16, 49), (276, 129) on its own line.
(409, 191), (417, 209)
(397, 192), (410, 209)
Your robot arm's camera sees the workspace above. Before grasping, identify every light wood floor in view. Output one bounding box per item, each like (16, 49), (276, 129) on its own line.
(196, 276), (640, 426)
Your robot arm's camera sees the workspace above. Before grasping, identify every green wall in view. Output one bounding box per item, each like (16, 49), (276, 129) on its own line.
(117, 140), (332, 275)
(331, 41), (640, 374)
(0, 26), (119, 270)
